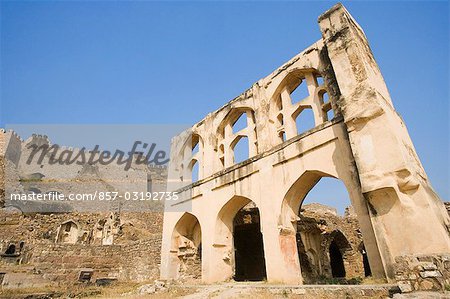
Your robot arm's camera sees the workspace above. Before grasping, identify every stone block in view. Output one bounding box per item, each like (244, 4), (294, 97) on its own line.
(292, 288), (306, 295)
(397, 281), (412, 293)
(419, 279), (435, 291)
(420, 271), (442, 278)
(421, 262), (438, 271)
(138, 284), (156, 294)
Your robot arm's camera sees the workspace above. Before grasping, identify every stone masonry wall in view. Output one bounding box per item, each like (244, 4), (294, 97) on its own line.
(394, 254), (450, 293)
(394, 205), (450, 292)
(297, 204), (366, 283)
(29, 237), (162, 283)
(0, 210), (163, 285)
(0, 211), (163, 247)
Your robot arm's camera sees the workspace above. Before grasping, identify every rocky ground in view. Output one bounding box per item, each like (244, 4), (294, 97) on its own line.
(2, 281), (450, 299)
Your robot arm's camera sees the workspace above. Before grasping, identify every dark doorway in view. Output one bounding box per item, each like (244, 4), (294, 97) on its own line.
(5, 244), (16, 255)
(233, 206), (267, 281)
(329, 240), (346, 278)
(361, 246), (372, 277)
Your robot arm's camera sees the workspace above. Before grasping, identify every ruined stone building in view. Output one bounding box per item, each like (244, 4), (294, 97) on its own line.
(160, 201), (372, 285)
(1, 130), (167, 213)
(0, 130), (167, 287)
(295, 204), (369, 284)
(160, 3), (450, 292)
(0, 3), (449, 294)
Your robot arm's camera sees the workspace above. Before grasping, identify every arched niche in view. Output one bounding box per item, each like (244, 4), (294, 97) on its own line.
(169, 212), (202, 281)
(56, 220), (79, 244)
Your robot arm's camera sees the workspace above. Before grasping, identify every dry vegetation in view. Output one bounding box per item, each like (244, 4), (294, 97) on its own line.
(0, 282), (198, 299)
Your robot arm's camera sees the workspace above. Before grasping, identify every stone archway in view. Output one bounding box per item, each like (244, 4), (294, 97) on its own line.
(169, 212), (202, 281)
(233, 202), (266, 281)
(161, 4), (450, 286)
(56, 220), (79, 244)
(213, 196), (266, 282)
(325, 230), (353, 279)
(278, 170), (369, 283)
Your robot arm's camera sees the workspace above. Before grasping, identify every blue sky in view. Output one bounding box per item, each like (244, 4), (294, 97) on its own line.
(1, 1), (448, 211)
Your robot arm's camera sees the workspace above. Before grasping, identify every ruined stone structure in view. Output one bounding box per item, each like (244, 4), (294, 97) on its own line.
(0, 130), (167, 213)
(0, 210), (163, 288)
(0, 130), (167, 288)
(1, 3), (449, 295)
(295, 204), (369, 284)
(160, 3), (450, 291)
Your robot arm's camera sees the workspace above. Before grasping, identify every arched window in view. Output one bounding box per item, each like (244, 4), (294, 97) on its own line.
(190, 159), (199, 183)
(217, 109), (257, 167)
(180, 132), (204, 184)
(232, 136), (249, 164)
(295, 108), (315, 135)
(319, 90), (334, 121)
(272, 70), (333, 141)
(232, 113), (248, 133)
(57, 221), (79, 244)
(290, 78), (309, 104)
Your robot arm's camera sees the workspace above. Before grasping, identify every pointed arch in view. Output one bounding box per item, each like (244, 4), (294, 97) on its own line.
(279, 170), (336, 231)
(56, 220), (79, 244)
(327, 230), (351, 278)
(170, 212), (202, 280)
(216, 108), (257, 167)
(178, 131), (205, 182)
(213, 196), (266, 281)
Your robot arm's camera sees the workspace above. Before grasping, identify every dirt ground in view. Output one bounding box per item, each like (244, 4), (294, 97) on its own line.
(2, 282), (450, 299)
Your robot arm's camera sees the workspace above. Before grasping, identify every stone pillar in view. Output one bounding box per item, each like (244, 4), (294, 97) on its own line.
(280, 87), (297, 139)
(247, 113), (258, 157)
(159, 213), (177, 280)
(196, 139), (203, 179)
(304, 73), (324, 125)
(260, 203), (303, 284)
(319, 3), (450, 280)
(224, 123), (233, 167)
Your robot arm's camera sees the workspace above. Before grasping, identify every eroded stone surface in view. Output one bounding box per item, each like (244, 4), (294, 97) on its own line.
(0, 3), (448, 295)
(160, 3), (450, 291)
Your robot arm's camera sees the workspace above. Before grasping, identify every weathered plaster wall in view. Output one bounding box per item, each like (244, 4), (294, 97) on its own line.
(160, 3), (449, 290)
(318, 3), (450, 279)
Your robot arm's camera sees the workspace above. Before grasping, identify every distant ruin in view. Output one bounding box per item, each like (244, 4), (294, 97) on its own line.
(0, 130), (166, 287)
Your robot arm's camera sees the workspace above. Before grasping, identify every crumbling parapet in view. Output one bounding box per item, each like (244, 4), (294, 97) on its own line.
(3, 130), (22, 167)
